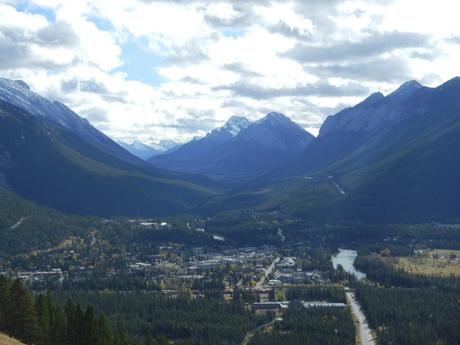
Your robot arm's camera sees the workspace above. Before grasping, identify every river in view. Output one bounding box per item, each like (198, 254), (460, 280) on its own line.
(331, 248), (366, 280)
(332, 249), (376, 345)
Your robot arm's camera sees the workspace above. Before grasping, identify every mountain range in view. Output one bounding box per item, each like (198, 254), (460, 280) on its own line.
(118, 140), (179, 160)
(149, 112), (314, 180)
(119, 141), (161, 160)
(0, 76), (459, 222)
(213, 77), (460, 221)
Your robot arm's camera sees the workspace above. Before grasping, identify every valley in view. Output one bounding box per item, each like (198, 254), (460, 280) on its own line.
(0, 77), (459, 345)
(1, 203), (459, 344)
(2, 0), (460, 344)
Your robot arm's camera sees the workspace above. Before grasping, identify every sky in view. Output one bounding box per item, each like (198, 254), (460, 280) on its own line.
(1, 0), (460, 145)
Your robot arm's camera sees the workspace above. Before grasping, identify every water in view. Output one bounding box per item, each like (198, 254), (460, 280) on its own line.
(331, 248), (366, 280)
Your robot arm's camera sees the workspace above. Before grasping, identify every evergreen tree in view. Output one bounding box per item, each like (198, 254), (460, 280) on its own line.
(7, 279), (38, 343)
(35, 294), (51, 345)
(0, 277), (11, 330)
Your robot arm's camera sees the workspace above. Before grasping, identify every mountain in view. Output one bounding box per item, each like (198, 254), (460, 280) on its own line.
(119, 140), (161, 160)
(271, 79), (428, 178)
(0, 78), (218, 217)
(232, 77), (460, 222)
(150, 116), (251, 169)
(149, 113), (314, 180)
(0, 78), (139, 166)
(333, 76), (460, 220)
(119, 139), (181, 160)
(148, 116), (250, 174)
(150, 139), (180, 153)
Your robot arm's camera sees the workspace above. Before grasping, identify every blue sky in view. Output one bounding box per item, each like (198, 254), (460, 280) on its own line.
(1, 0), (460, 144)
(116, 38), (166, 86)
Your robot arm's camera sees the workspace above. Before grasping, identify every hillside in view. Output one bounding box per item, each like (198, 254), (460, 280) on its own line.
(0, 79), (220, 217)
(209, 78), (460, 222)
(0, 186), (94, 255)
(0, 333), (26, 345)
(267, 80), (428, 179)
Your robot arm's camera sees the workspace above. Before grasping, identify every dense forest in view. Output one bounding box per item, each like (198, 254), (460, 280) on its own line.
(54, 290), (270, 345)
(357, 286), (460, 345)
(249, 307), (355, 345)
(355, 254), (460, 289)
(0, 277), (170, 345)
(0, 187), (95, 255)
(355, 254), (460, 345)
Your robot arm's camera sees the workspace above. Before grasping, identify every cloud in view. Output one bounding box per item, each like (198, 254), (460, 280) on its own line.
(37, 21), (79, 46)
(223, 63), (261, 77)
(214, 80), (369, 100)
(83, 107), (109, 123)
(2, 0), (460, 144)
(165, 41), (210, 65)
(446, 36), (460, 44)
(268, 21), (313, 40)
(312, 57), (414, 82)
(61, 79), (108, 94)
(286, 31), (429, 63)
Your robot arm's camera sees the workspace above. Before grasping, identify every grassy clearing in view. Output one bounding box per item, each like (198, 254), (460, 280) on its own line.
(0, 333), (26, 345)
(395, 249), (460, 277)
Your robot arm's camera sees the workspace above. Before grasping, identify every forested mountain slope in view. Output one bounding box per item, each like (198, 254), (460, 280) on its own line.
(0, 79), (219, 217)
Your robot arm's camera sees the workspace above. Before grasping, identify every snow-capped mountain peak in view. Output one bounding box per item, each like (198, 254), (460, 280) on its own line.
(150, 140), (179, 152)
(221, 116), (251, 137)
(14, 80), (30, 90)
(0, 77), (87, 132)
(132, 140), (151, 150)
(119, 140), (160, 160)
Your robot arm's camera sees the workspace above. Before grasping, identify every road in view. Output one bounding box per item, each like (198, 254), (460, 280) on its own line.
(241, 319), (277, 345)
(346, 290), (376, 345)
(255, 257), (280, 289)
(10, 217), (26, 230)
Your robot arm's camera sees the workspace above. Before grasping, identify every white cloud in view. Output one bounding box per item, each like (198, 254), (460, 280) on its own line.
(1, 0), (460, 144)
(205, 2), (240, 22)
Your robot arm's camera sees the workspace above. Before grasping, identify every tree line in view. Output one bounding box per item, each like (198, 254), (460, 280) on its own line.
(249, 307), (355, 345)
(0, 277), (170, 345)
(54, 290), (270, 345)
(354, 254), (460, 345)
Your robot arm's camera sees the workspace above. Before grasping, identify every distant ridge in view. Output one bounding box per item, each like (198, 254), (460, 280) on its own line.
(150, 112), (314, 180)
(118, 140), (161, 160)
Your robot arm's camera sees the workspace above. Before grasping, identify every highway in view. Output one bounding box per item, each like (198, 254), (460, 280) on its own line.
(346, 290), (377, 345)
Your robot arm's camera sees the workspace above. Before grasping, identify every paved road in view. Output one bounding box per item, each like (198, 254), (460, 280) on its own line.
(346, 291), (377, 345)
(255, 257), (280, 289)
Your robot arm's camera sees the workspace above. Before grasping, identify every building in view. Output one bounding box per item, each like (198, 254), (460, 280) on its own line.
(302, 301), (347, 308)
(252, 302), (289, 315)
